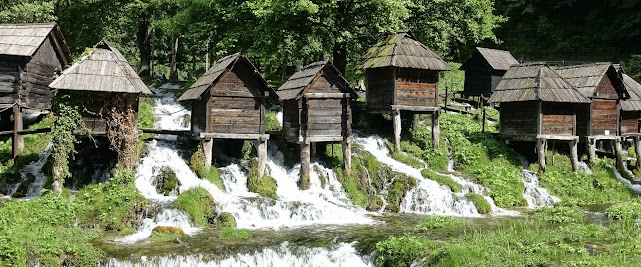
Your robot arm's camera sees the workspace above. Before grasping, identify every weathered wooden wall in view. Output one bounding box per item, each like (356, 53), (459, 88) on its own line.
(207, 62), (263, 135)
(63, 92), (139, 134)
(23, 37), (61, 111)
(541, 102), (575, 136)
(365, 67), (394, 111)
(620, 111), (639, 134)
(395, 68), (438, 107)
(190, 95), (208, 134)
(0, 56), (25, 107)
(589, 74), (619, 136)
(304, 97), (350, 138)
(282, 100), (300, 142)
(499, 101), (539, 139)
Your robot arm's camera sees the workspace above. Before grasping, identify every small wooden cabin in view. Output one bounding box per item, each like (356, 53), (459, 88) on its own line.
(556, 63), (628, 160)
(277, 61), (356, 188)
(619, 73), (641, 135)
(0, 23), (71, 156)
(489, 63), (590, 171)
(459, 47), (518, 97)
(362, 30), (451, 150)
(50, 41), (152, 134)
(178, 53), (275, 176)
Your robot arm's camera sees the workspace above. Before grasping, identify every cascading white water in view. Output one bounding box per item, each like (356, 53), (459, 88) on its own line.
(355, 136), (480, 216)
(513, 152), (560, 208)
(612, 166), (641, 195)
(102, 242), (373, 267)
(4, 143), (52, 198)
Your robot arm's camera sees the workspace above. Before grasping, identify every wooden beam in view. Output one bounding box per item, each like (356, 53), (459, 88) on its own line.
(0, 127), (51, 136)
(303, 93), (350, 99)
(432, 109), (440, 149)
(635, 137), (641, 169)
(257, 139), (267, 177)
(140, 128), (192, 136)
(342, 137), (352, 176)
(615, 139), (625, 175)
(203, 138), (213, 168)
(49, 32), (69, 66)
(393, 109), (402, 152)
(199, 133), (269, 140)
(12, 104), (22, 164)
(536, 135), (579, 141)
(570, 139), (579, 171)
(588, 137), (597, 162)
(537, 137), (547, 172)
(299, 142), (311, 190)
(391, 105), (439, 112)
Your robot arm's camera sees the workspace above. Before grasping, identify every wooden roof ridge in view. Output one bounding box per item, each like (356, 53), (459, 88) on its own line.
(489, 63), (589, 103)
(621, 73), (641, 111)
(460, 47), (519, 71)
(277, 60), (356, 100)
(49, 40), (151, 95)
(178, 53), (273, 102)
(0, 22), (72, 64)
(555, 62), (626, 98)
(361, 30), (451, 71)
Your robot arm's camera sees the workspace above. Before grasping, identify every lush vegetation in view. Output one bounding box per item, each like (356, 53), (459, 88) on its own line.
(218, 228), (251, 240)
(175, 187), (216, 228)
(246, 159), (278, 199)
(416, 216), (465, 230)
(421, 169), (461, 193)
(606, 200), (641, 220)
(465, 193), (491, 214)
(527, 207), (586, 224)
(189, 146), (224, 190)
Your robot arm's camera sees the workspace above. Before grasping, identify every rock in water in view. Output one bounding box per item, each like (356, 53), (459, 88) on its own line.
(152, 226), (185, 235)
(11, 191), (25, 198)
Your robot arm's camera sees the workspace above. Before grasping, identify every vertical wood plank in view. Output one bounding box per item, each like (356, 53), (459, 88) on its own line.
(432, 109), (440, 149)
(570, 139), (579, 171)
(342, 137), (352, 176)
(257, 139), (267, 177)
(203, 138), (213, 167)
(299, 142), (311, 190)
(588, 137), (597, 162)
(12, 104), (22, 165)
(393, 110), (401, 152)
(537, 138), (547, 172)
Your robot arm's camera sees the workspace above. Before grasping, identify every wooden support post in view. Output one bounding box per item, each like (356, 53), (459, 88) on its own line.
(615, 139), (625, 172)
(393, 110), (401, 152)
(257, 139), (267, 177)
(12, 104), (23, 164)
(634, 137), (641, 168)
(299, 142), (311, 190)
(588, 137), (597, 162)
(537, 138), (547, 172)
(432, 110), (440, 149)
(342, 137), (352, 176)
(570, 139), (579, 171)
(203, 138), (213, 168)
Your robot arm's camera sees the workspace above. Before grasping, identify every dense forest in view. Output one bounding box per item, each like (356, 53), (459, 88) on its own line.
(3, 0), (640, 83)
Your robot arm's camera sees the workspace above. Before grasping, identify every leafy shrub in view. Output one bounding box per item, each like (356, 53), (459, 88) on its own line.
(606, 201), (641, 220)
(465, 193), (492, 214)
(416, 215), (465, 230)
(375, 235), (435, 267)
(175, 187), (216, 228)
(421, 169), (462, 192)
(137, 101), (155, 129)
(265, 112), (281, 131)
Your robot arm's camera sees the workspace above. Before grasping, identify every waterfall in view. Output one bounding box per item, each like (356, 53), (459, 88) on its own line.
(612, 166), (641, 195)
(4, 143), (52, 198)
(102, 242), (373, 267)
(513, 151), (560, 208)
(121, 86), (373, 243)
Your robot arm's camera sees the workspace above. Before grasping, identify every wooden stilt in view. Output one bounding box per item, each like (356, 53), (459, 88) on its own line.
(203, 138), (213, 167)
(12, 104), (22, 165)
(299, 142), (311, 190)
(635, 137), (641, 169)
(588, 137), (597, 162)
(537, 138), (547, 172)
(257, 139), (267, 177)
(432, 110), (440, 149)
(393, 110), (401, 152)
(342, 137), (352, 176)
(615, 139), (625, 172)
(570, 139), (579, 171)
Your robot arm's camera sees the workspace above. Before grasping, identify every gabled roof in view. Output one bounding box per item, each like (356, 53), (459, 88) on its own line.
(362, 30), (451, 71)
(178, 53), (273, 101)
(555, 62), (624, 98)
(49, 41), (151, 95)
(460, 47), (519, 71)
(489, 62), (590, 103)
(0, 23), (72, 65)
(621, 73), (641, 111)
(277, 61), (356, 100)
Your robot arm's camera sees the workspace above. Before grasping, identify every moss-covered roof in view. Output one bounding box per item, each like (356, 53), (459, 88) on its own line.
(361, 30), (451, 71)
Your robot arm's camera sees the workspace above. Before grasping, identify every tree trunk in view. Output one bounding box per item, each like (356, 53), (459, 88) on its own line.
(170, 36), (180, 81)
(137, 14), (152, 77)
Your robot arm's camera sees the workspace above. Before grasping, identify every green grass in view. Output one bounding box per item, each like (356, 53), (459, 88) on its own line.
(421, 169), (462, 192)
(606, 200), (641, 220)
(175, 187), (216, 228)
(218, 228), (252, 240)
(391, 151), (424, 169)
(215, 212), (237, 228)
(527, 207), (586, 224)
(137, 100), (155, 129)
(539, 154), (635, 206)
(385, 174), (417, 212)
(150, 232), (184, 243)
(465, 193), (492, 214)
(265, 112), (281, 131)
(416, 216), (465, 230)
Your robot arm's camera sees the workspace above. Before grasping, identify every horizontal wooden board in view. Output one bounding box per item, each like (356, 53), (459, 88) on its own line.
(542, 115), (573, 124)
(211, 116), (261, 124)
(307, 108), (343, 117)
(210, 124), (261, 134)
(541, 125), (573, 135)
(397, 81), (437, 90)
(307, 98), (342, 108)
(210, 97), (260, 110)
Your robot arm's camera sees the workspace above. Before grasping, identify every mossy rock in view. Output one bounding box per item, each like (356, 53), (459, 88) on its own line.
(175, 187), (217, 228)
(11, 191), (25, 198)
(367, 196), (384, 211)
(466, 193), (492, 214)
(215, 212), (237, 228)
(153, 166), (180, 196)
(385, 174), (417, 212)
(152, 226), (185, 235)
(189, 146), (224, 190)
(247, 159), (278, 199)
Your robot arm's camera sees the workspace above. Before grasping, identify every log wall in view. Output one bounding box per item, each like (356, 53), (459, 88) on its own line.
(620, 111), (639, 134)
(395, 68), (438, 107)
(590, 99), (618, 136)
(365, 67), (394, 111)
(541, 102), (575, 136)
(499, 101), (539, 139)
(282, 100), (300, 142)
(23, 36), (62, 111)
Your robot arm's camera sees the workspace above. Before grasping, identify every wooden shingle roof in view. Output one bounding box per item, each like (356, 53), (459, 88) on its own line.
(362, 30), (451, 71)
(460, 47), (519, 71)
(0, 23), (72, 64)
(49, 41), (151, 95)
(621, 74), (641, 111)
(555, 62), (622, 98)
(277, 61), (356, 100)
(489, 63), (590, 103)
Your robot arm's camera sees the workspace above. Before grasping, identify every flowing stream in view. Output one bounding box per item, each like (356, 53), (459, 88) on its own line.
(3, 143), (52, 198)
(514, 152), (560, 208)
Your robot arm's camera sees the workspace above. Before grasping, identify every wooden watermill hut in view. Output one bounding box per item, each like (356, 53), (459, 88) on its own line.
(555, 63), (628, 160)
(362, 30), (451, 151)
(488, 62), (590, 171)
(459, 47), (519, 97)
(177, 53), (276, 176)
(49, 40), (152, 168)
(277, 61), (356, 188)
(617, 68), (641, 167)
(0, 23), (72, 156)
